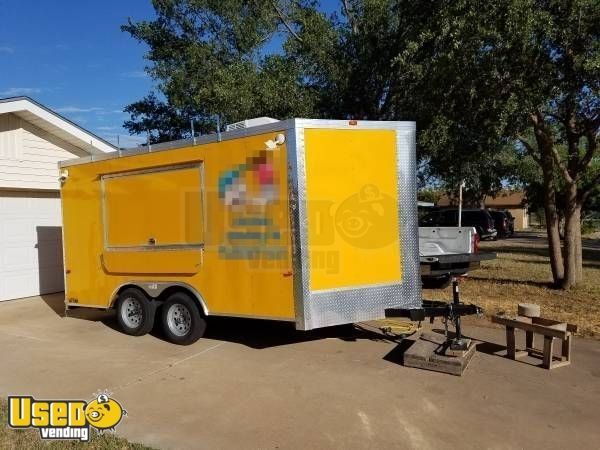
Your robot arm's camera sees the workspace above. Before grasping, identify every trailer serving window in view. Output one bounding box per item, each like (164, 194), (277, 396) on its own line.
(101, 163), (204, 250)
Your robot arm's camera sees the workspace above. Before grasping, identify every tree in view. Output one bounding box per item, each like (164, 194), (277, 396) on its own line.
(122, 0), (318, 142)
(417, 188), (442, 205)
(124, 0), (599, 288)
(123, 92), (199, 143)
(394, 0), (599, 289)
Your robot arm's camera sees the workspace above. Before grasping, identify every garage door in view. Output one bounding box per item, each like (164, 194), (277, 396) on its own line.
(0, 191), (64, 301)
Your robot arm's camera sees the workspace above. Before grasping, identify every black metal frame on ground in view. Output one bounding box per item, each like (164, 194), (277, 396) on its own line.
(385, 277), (482, 351)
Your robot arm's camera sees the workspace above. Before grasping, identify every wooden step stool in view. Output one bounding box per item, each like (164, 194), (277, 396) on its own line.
(492, 314), (577, 369)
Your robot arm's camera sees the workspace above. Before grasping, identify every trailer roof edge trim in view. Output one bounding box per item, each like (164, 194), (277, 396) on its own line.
(58, 119), (416, 168)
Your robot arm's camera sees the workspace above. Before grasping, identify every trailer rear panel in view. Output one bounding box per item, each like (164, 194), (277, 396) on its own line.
(289, 121), (420, 329)
(304, 128), (402, 290)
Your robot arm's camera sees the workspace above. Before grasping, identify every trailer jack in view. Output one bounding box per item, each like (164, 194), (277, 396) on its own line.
(384, 277), (482, 350)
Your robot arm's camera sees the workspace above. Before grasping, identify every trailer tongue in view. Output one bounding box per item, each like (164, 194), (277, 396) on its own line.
(385, 277), (482, 351)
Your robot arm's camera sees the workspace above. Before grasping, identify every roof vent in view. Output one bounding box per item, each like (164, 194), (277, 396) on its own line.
(225, 117), (279, 132)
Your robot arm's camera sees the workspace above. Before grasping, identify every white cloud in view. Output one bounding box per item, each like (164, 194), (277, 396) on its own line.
(94, 109), (126, 115)
(0, 87), (42, 97)
(54, 106), (103, 113)
(96, 126), (121, 131)
(52, 106), (126, 118)
(0, 46), (14, 54)
(121, 70), (149, 79)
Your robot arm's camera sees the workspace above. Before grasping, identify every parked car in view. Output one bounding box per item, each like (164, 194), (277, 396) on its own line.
(489, 210), (511, 238)
(419, 208), (498, 240)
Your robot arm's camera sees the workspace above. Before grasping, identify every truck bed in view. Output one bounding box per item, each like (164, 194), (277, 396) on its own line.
(419, 226), (496, 287)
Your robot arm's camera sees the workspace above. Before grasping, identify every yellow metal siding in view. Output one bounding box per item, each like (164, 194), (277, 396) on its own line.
(61, 132), (294, 319)
(103, 165), (203, 248)
(303, 128), (402, 291)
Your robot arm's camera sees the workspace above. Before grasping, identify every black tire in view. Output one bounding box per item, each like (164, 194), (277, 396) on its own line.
(115, 288), (156, 336)
(161, 292), (206, 345)
(421, 275), (451, 289)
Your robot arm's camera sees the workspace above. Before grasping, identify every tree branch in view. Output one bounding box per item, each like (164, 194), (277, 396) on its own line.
(518, 137), (541, 164)
(580, 170), (600, 204)
(532, 110), (575, 185)
(550, 143), (575, 185)
(577, 126), (599, 176)
(271, 1), (303, 43)
(342, 0), (358, 35)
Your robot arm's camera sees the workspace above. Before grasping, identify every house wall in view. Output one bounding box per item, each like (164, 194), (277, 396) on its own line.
(504, 207), (528, 230)
(0, 113), (80, 191)
(484, 204), (529, 230)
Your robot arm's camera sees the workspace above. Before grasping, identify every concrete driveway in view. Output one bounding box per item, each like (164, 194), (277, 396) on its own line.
(1, 294), (599, 450)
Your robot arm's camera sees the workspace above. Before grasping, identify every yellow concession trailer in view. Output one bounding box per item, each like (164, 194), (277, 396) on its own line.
(59, 119), (421, 344)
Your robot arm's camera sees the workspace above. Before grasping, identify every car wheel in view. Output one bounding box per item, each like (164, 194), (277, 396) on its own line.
(115, 288), (156, 336)
(161, 292), (206, 345)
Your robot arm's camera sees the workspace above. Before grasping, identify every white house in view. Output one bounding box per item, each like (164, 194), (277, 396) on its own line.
(0, 97), (115, 302)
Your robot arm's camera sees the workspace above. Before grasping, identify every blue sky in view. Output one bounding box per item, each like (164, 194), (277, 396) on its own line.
(0, 0), (156, 146)
(0, 1), (342, 147)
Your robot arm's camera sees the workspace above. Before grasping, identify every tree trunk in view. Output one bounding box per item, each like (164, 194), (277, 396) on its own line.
(539, 151), (564, 285)
(561, 181), (583, 289)
(575, 214), (583, 280)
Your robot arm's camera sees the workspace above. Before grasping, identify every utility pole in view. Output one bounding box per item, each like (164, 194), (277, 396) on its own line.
(215, 115), (222, 142)
(458, 180), (465, 227)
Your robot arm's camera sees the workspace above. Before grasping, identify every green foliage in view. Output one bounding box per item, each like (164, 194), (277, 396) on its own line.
(417, 188), (442, 204)
(393, 0), (599, 197)
(123, 0), (598, 209)
(121, 0), (318, 142)
(123, 1), (431, 141)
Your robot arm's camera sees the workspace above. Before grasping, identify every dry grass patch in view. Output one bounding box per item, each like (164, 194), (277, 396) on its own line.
(0, 400), (154, 450)
(423, 236), (600, 338)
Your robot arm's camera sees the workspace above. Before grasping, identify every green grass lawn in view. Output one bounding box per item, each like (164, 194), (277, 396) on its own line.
(423, 235), (600, 337)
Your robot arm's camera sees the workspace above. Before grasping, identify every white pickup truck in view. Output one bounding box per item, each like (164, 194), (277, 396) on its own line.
(419, 227), (496, 288)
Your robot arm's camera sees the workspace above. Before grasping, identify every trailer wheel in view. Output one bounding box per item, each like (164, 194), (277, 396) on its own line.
(161, 292), (206, 345)
(115, 288), (156, 336)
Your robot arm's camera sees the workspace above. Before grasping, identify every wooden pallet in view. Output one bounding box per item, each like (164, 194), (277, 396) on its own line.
(403, 332), (477, 376)
(492, 315), (577, 370)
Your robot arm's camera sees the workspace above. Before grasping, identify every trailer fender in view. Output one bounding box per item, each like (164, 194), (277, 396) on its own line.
(109, 282), (209, 316)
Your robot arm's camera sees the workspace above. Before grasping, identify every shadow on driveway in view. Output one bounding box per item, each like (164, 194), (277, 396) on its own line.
(42, 293), (400, 350)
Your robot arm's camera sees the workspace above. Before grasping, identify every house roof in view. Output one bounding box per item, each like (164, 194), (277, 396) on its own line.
(484, 191), (527, 207)
(0, 96), (116, 154)
(437, 191), (527, 207)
